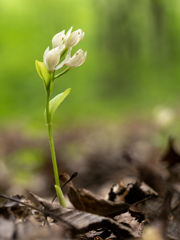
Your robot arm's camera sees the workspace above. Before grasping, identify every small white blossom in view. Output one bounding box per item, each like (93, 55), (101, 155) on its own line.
(43, 46), (61, 72)
(43, 27), (86, 71)
(52, 30), (65, 50)
(65, 26), (84, 49)
(64, 48), (87, 68)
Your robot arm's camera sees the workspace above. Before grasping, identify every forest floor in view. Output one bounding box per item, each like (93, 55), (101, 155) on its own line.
(0, 120), (180, 240)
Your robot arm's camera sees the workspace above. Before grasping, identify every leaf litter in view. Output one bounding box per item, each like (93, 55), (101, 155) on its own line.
(1, 132), (180, 239)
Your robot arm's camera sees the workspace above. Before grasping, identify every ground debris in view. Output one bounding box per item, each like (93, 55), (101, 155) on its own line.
(1, 131), (180, 239)
(0, 216), (15, 239)
(115, 211), (144, 237)
(59, 173), (129, 217)
(0, 193), (139, 239)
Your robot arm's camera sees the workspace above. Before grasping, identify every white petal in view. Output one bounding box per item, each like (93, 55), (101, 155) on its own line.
(64, 49), (87, 68)
(76, 29), (84, 43)
(52, 30), (65, 48)
(66, 26), (73, 38)
(44, 47), (61, 71)
(65, 31), (79, 48)
(72, 51), (84, 66)
(43, 46), (50, 65)
(79, 32), (84, 41)
(55, 60), (65, 70)
(60, 43), (65, 52)
(76, 51), (87, 67)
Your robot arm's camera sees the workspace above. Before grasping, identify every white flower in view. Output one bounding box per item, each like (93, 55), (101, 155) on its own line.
(43, 46), (61, 72)
(65, 26), (84, 49)
(64, 48), (87, 68)
(42, 27), (86, 71)
(52, 30), (65, 50)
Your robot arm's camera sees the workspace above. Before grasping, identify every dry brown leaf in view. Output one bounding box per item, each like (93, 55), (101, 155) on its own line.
(23, 192), (137, 238)
(108, 181), (158, 205)
(59, 173), (129, 217)
(115, 211), (144, 238)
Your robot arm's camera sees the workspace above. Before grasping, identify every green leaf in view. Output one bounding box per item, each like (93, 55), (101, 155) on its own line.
(46, 88), (71, 123)
(35, 60), (51, 92)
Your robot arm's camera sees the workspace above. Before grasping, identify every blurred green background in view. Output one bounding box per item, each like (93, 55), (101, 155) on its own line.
(1, 0), (180, 134)
(1, 0), (180, 192)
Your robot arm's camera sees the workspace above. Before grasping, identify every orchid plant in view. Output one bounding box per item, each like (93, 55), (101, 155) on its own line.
(35, 27), (87, 206)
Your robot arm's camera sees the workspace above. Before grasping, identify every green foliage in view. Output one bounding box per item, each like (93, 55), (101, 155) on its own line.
(1, 0), (180, 129)
(35, 61), (51, 92)
(45, 88), (71, 124)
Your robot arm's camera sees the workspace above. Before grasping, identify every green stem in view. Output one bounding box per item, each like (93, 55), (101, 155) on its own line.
(46, 75), (67, 207)
(47, 122), (60, 188)
(46, 91), (50, 124)
(54, 67), (70, 80)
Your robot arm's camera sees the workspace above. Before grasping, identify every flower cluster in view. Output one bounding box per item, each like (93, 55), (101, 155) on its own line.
(43, 27), (87, 72)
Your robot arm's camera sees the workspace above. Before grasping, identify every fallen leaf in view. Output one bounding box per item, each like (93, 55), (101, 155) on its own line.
(4, 194), (31, 220)
(59, 173), (129, 217)
(114, 211), (144, 238)
(108, 181), (157, 205)
(0, 193), (138, 239)
(128, 207), (145, 223)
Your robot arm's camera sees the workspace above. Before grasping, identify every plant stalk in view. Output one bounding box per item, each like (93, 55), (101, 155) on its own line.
(46, 80), (67, 207)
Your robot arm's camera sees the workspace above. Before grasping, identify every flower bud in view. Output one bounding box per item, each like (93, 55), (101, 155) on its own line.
(52, 30), (65, 49)
(63, 48), (87, 68)
(43, 46), (61, 72)
(65, 26), (84, 49)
